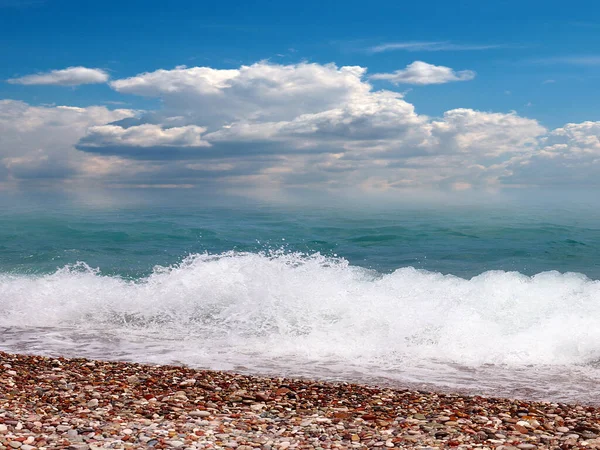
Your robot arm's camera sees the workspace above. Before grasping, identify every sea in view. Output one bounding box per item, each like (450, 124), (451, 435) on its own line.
(2, 191), (600, 404)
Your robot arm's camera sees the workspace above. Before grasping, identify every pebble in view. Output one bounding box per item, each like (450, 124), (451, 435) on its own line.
(2, 351), (600, 450)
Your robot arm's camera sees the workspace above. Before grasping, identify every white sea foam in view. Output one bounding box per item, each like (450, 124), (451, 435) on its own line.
(1, 251), (600, 402)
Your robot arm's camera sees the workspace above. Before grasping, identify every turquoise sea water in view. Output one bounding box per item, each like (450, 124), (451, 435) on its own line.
(2, 197), (600, 403)
(2, 202), (600, 279)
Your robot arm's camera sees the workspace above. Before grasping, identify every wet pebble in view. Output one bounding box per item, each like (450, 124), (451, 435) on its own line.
(2, 351), (600, 450)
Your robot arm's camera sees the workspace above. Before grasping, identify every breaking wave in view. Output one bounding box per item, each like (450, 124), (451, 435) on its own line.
(1, 250), (600, 370)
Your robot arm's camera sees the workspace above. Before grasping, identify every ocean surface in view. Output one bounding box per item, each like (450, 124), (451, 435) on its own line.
(2, 196), (600, 404)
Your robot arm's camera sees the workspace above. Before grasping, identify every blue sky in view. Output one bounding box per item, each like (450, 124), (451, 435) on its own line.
(1, 0), (600, 196)
(2, 0), (599, 126)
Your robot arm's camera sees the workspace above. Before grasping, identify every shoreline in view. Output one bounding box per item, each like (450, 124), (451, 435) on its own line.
(1, 352), (600, 449)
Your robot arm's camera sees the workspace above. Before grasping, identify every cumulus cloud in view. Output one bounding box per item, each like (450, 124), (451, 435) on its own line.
(503, 121), (600, 186)
(371, 61), (476, 85)
(77, 124), (211, 159)
(205, 89), (430, 154)
(7, 67), (110, 86)
(3, 60), (600, 193)
(81, 124), (210, 148)
(430, 109), (544, 156)
(73, 61), (546, 190)
(0, 100), (135, 186)
(110, 62), (370, 124)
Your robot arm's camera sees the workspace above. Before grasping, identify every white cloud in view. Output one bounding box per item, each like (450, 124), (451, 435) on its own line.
(370, 61), (476, 85)
(0, 100), (134, 136)
(81, 124), (210, 148)
(110, 65), (238, 96)
(7, 67), (110, 86)
(110, 62), (370, 124)
(430, 109), (545, 157)
(205, 89), (429, 153)
(77, 124), (212, 160)
(234, 106), (545, 190)
(3, 61), (600, 193)
(501, 121), (600, 186)
(89, 62), (545, 190)
(369, 41), (504, 53)
(0, 100), (135, 185)
(544, 121), (600, 150)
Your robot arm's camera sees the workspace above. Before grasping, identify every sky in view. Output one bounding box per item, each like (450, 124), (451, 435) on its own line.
(1, 0), (600, 199)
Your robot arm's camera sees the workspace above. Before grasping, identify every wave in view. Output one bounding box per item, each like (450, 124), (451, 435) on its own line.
(1, 251), (600, 369)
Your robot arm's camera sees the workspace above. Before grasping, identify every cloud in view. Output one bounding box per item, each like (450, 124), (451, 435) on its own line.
(3, 150), (75, 180)
(84, 62), (540, 191)
(110, 62), (370, 124)
(503, 121), (600, 186)
(7, 67), (109, 86)
(77, 124), (211, 160)
(430, 109), (544, 157)
(80, 124), (210, 148)
(205, 90), (428, 150)
(370, 61), (476, 85)
(0, 100), (136, 186)
(369, 41), (504, 53)
(3, 60), (600, 194)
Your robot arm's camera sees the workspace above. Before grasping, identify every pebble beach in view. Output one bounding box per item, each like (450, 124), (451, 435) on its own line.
(1, 352), (600, 449)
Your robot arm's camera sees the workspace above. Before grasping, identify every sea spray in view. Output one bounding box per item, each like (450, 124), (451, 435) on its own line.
(2, 251), (600, 367)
